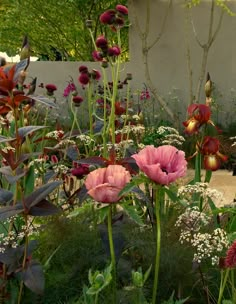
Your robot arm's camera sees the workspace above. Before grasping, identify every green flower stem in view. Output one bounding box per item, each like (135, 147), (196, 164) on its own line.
(107, 205), (116, 303)
(152, 186), (161, 304)
(218, 269), (230, 304)
(107, 29), (121, 145)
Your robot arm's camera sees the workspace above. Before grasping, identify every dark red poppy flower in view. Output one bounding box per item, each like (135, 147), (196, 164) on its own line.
(200, 136), (228, 171)
(116, 4), (128, 15)
(183, 104), (213, 135)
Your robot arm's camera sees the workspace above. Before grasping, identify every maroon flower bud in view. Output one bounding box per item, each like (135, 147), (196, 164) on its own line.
(79, 65), (88, 73)
(78, 73), (90, 85)
(116, 4), (128, 15)
(72, 95), (83, 107)
(92, 50), (103, 62)
(71, 164), (90, 179)
(115, 17), (125, 28)
(99, 9), (116, 25)
(51, 155), (58, 164)
(95, 36), (108, 49)
(101, 59), (109, 68)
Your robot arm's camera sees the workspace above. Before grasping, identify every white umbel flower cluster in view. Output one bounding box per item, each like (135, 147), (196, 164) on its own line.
(176, 207), (229, 266)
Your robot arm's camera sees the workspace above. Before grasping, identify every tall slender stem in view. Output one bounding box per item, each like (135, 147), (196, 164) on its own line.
(152, 186), (161, 304)
(218, 269), (230, 304)
(107, 206), (116, 303)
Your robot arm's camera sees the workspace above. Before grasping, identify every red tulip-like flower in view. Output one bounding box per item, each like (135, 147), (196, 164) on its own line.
(183, 104), (213, 135)
(132, 145), (187, 185)
(85, 165), (131, 203)
(200, 136), (227, 171)
(225, 241), (236, 268)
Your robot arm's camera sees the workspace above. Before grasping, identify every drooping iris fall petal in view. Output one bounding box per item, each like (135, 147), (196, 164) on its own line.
(200, 136), (228, 171)
(183, 104), (213, 135)
(132, 145), (187, 185)
(85, 165), (131, 203)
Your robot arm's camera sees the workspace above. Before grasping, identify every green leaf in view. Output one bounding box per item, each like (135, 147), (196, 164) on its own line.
(163, 187), (178, 203)
(143, 264), (152, 284)
(204, 170), (212, 183)
(24, 165), (35, 196)
(21, 260), (45, 295)
(0, 167), (26, 184)
(122, 202), (144, 226)
(24, 181), (62, 209)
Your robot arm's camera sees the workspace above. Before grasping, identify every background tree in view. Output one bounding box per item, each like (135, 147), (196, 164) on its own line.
(0, 0), (128, 61)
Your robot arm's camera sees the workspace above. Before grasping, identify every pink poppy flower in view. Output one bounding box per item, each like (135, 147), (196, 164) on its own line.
(85, 165), (131, 203)
(132, 145), (187, 185)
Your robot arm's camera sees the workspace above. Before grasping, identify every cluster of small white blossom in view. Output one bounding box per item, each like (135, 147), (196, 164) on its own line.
(1, 146), (16, 153)
(191, 228), (229, 265)
(76, 134), (94, 145)
(137, 143), (146, 150)
(156, 126), (179, 135)
(116, 124), (145, 135)
(28, 157), (47, 168)
(131, 115), (141, 122)
(56, 139), (76, 148)
(161, 134), (185, 146)
(46, 130), (64, 140)
(177, 182), (223, 205)
(0, 218), (41, 253)
(175, 206), (210, 232)
(230, 136), (236, 147)
(53, 164), (69, 174)
(117, 139), (134, 149)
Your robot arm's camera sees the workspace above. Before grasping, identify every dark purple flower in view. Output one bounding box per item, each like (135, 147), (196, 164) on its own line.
(45, 84), (57, 96)
(91, 69), (101, 81)
(78, 73), (90, 85)
(108, 46), (121, 57)
(71, 164), (90, 179)
(72, 96), (83, 107)
(79, 65), (88, 74)
(116, 4), (128, 15)
(115, 17), (125, 27)
(92, 50), (103, 62)
(95, 36), (108, 49)
(99, 9), (116, 25)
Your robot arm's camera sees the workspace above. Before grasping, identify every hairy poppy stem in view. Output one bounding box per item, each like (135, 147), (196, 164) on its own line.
(152, 187), (161, 304)
(107, 206), (116, 303)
